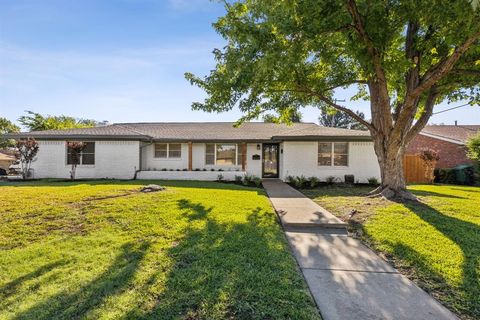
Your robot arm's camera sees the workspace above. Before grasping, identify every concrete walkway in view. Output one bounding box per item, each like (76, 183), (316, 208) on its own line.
(262, 180), (457, 320)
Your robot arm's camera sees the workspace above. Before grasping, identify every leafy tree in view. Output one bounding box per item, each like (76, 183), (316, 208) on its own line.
(18, 111), (98, 132)
(16, 138), (39, 179)
(67, 141), (86, 181)
(263, 107), (302, 123)
(466, 132), (480, 162)
(0, 117), (20, 148)
(318, 107), (367, 130)
(186, 0), (480, 200)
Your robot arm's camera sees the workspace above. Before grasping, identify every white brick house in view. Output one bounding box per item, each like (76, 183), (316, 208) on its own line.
(6, 122), (380, 182)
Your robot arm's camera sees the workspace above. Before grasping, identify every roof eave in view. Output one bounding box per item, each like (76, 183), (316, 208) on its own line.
(273, 135), (372, 141)
(3, 133), (151, 141)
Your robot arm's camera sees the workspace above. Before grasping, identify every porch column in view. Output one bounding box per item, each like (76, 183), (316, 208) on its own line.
(188, 142), (193, 171)
(241, 142), (247, 171)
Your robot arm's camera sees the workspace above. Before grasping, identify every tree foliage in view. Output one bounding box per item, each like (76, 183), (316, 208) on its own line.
(18, 111), (99, 132)
(186, 0), (480, 199)
(466, 131), (480, 161)
(263, 107), (302, 123)
(0, 117), (20, 148)
(318, 107), (366, 130)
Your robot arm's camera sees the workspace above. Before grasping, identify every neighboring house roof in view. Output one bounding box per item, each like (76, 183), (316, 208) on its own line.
(420, 125), (480, 145)
(4, 122), (371, 142)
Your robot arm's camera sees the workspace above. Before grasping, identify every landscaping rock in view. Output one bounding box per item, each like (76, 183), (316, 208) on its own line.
(140, 184), (166, 192)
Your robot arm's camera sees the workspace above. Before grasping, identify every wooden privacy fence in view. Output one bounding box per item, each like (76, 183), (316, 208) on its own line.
(403, 154), (431, 183)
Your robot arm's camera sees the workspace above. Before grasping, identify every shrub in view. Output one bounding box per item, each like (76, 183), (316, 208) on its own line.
(218, 168), (224, 172)
(243, 174), (253, 186)
(242, 174), (262, 187)
(285, 175), (296, 185)
(194, 168), (200, 171)
(202, 168), (207, 171)
(217, 174), (224, 182)
(325, 176), (336, 185)
(308, 176), (320, 188)
(295, 175), (308, 189)
(434, 168), (456, 184)
(182, 168), (188, 171)
(367, 177), (379, 185)
(161, 168), (167, 171)
(210, 168), (215, 172)
(234, 175), (243, 184)
(251, 176), (263, 188)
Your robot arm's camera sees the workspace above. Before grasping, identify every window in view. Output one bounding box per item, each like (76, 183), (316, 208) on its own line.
(318, 142), (332, 166)
(205, 143), (239, 165)
(334, 142), (348, 166)
(205, 144), (215, 165)
(154, 143), (182, 158)
(318, 142), (349, 167)
(168, 143), (181, 158)
(67, 142), (95, 165)
(216, 144), (236, 165)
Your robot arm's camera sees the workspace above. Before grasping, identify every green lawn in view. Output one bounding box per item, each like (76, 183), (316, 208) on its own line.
(302, 184), (480, 320)
(0, 180), (319, 320)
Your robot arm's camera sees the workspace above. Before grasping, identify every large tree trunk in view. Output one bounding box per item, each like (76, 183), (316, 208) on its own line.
(371, 134), (417, 201)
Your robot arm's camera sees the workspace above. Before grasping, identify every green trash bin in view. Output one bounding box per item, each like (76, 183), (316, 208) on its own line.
(453, 164), (475, 185)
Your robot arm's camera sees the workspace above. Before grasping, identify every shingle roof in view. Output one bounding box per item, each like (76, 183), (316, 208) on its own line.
(5, 122), (371, 141)
(421, 125), (480, 144)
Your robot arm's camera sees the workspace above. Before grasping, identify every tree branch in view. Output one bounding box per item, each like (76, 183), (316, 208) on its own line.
(406, 86), (440, 143)
(450, 69), (480, 77)
(411, 30), (480, 98)
(323, 80), (368, 91)
(300, 87), (374, 131)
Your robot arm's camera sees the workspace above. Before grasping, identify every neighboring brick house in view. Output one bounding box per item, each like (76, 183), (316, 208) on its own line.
(406, 124), (480, 168)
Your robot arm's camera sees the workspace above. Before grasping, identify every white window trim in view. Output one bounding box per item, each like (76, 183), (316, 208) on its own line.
(318, 142), (349, 168)
(66, 142), (95, 166)
(206, 143), (239, 166)
(154, 143), (182, 159)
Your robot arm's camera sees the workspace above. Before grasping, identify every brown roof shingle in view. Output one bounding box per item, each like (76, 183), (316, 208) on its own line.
(421, 125), (480, 144)
(5, 122), (371, 141)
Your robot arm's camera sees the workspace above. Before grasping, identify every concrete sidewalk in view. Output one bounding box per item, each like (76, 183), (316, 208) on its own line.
(262, 179), (346, 229)
(263, 180), (457, 320)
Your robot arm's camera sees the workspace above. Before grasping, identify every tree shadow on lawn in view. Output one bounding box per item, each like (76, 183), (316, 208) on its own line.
(366, 201), (479, 318)
(0, 260), (68, 301)
(123, 199), (318, 320)
(12, 242), (150, 320)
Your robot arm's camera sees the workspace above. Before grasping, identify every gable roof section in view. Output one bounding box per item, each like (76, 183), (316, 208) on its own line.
(420, 125), (480, 145)
(5, 122), (371, 142)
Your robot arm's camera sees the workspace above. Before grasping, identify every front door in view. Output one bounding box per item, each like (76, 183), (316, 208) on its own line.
(262, 143), (279, 178)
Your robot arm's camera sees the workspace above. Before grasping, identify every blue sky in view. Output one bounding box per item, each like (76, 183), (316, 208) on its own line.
(0, 0), (478, 128)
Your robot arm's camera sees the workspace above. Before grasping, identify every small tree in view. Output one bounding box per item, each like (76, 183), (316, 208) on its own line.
(67, 141), (86, 181)
(16, 138), (39, 179)
(419, 148), (440, 183)
(466, 132), (480, 162)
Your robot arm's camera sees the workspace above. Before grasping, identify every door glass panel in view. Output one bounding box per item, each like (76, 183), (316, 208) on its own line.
(263, 144), (278, 178)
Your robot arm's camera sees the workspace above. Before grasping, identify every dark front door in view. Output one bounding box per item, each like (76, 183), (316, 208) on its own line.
(262, 143), (279, 178)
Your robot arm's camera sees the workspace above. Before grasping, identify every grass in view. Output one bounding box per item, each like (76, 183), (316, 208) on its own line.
(302, 184), (480, 320)
(0, 180), (320, 320)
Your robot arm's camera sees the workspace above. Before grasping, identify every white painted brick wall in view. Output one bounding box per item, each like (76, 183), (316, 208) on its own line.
(281, 141), (381, 183)
(31, 140), (140, 179)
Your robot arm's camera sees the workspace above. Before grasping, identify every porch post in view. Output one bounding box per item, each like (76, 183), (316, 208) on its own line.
(241, 142), (247, 171)
(188, 142), (193, 171)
